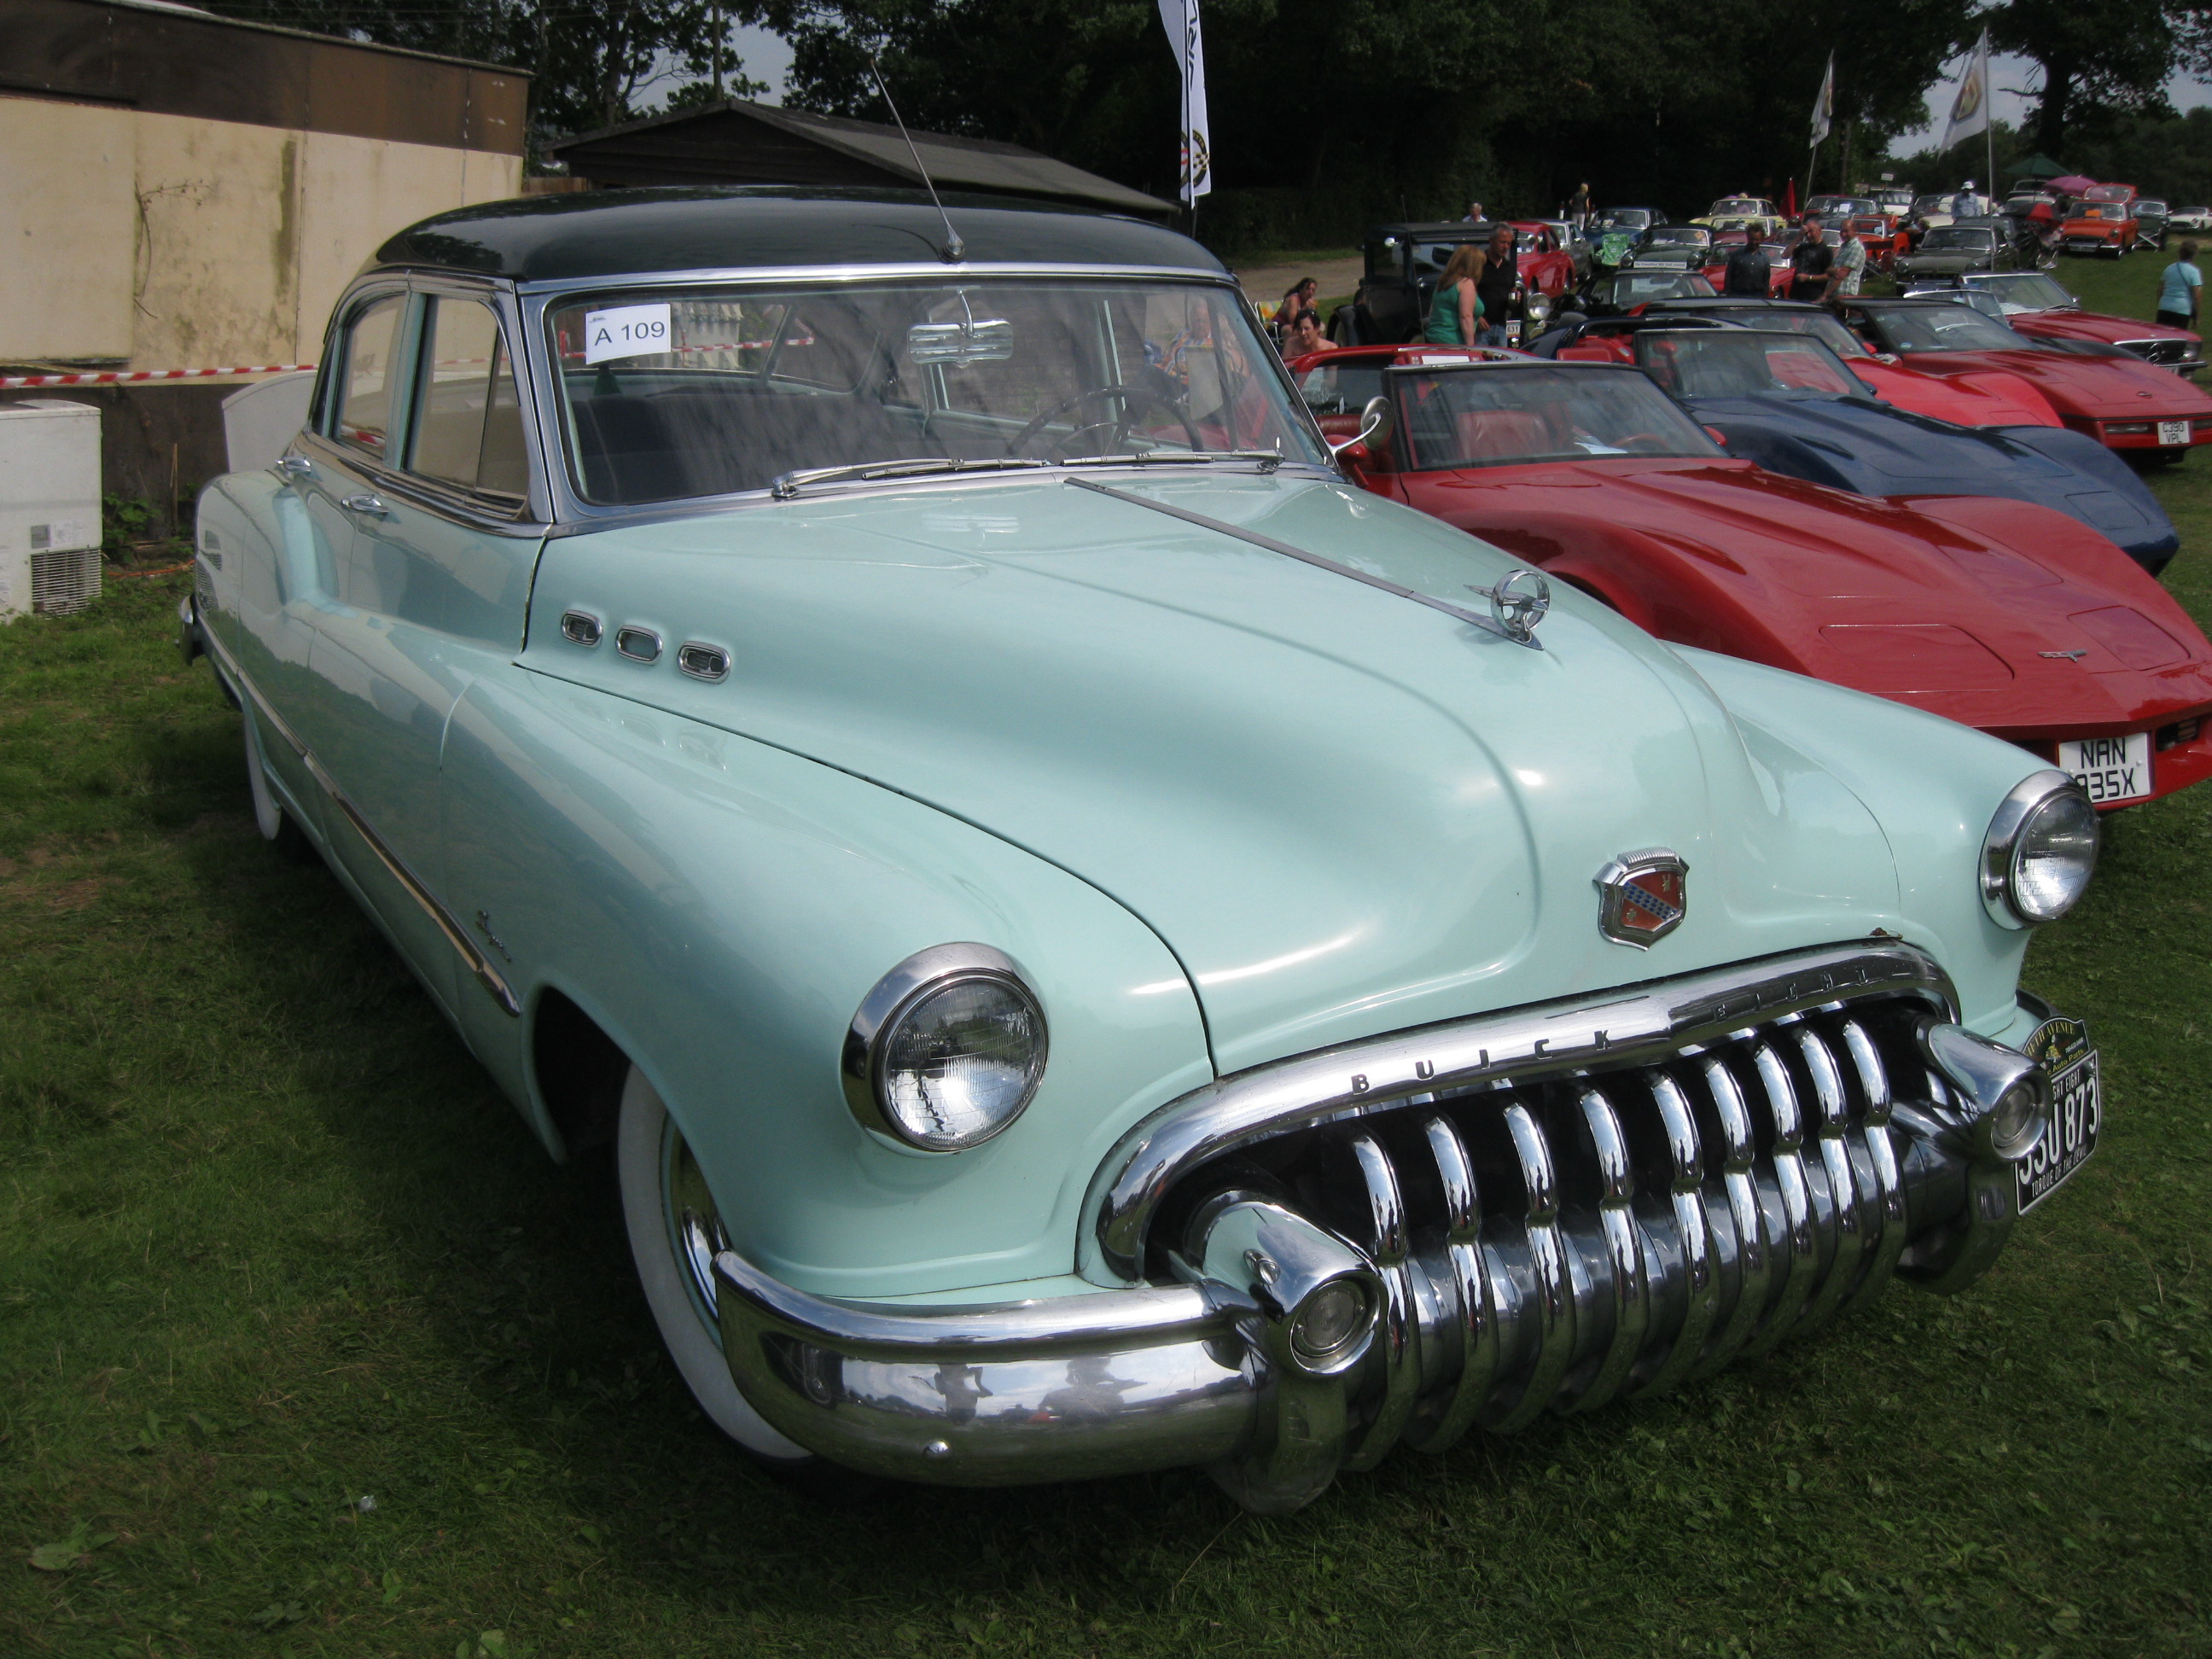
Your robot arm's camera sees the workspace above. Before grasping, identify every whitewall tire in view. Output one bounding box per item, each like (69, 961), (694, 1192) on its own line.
(615, 1066), (813, 1465)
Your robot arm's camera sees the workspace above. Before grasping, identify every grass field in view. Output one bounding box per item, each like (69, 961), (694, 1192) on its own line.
(6, 256), (2212, 1659)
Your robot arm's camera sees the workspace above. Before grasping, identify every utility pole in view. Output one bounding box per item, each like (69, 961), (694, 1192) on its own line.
(712, 0), (725, 99)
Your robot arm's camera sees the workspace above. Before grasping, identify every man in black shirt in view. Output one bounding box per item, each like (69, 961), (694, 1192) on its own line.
(1722, 230), (1772, 295)
(1788, 214), (1836, 303)
(1475, 223), (1518, 345)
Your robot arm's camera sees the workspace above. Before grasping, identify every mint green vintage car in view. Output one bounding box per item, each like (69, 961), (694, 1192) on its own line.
(180, 188), (2104, 1512)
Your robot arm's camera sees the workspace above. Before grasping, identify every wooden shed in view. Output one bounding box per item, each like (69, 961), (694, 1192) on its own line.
(547, 100), (1175, 218)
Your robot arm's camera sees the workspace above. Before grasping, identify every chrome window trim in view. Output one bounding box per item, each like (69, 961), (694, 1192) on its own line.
(198, 623), (521, 1019)
(1080, 938), (1959, 1285)
(512, 263), (1237, 299)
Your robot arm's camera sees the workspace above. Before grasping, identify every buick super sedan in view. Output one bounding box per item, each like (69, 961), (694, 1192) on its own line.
(180, 187), (2104, 1511)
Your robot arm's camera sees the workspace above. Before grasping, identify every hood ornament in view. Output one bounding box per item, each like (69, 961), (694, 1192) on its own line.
(1469, 568), (1551, 645)
(1595, 848), (1688, 948)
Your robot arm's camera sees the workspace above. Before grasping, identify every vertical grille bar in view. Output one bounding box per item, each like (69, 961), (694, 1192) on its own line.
(1627, 1069), (1717, 1399)
(1794, 1027), (1866, 1334)
(1691, 1052), (1771, 1379)
(1403, 1115), (1499, 1452)
(1557, 1086), (1650, 1415)
(1343, 1134), (1419, 1470)
(1838, 1019), (1906, 1314)
(1741, 1041), (1818, 1355)
(1482, 1102), (1576, 1431)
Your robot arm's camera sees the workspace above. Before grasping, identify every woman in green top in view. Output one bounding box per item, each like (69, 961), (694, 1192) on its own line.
(1426, 243), (1487, 344)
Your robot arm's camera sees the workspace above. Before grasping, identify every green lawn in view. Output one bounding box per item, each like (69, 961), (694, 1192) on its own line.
(6, 264), (2212, 1657)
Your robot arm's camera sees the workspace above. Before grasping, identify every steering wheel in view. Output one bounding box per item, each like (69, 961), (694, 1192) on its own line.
(1008, 385), (1204, 459)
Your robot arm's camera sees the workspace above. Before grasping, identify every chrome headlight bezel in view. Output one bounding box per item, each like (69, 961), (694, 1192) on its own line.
(841, 942), (1049, 1152)
(1982, 770), (2100, 928)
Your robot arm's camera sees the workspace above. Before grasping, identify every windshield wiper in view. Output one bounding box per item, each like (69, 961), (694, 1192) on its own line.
(771, 456), (1051, 499)
(1059, 450), (1286, 472)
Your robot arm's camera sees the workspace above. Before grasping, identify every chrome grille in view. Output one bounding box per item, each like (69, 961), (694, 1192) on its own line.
(2121, 338), (2199, 369)
(1147, 993), (1957, 1450)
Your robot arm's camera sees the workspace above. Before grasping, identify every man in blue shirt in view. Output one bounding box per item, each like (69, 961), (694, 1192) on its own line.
(2157, 240), (2202, 330)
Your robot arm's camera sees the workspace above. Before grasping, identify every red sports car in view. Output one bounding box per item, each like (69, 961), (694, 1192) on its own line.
(1504, 221), (1578, 300)
(1838, 297), (2212, 457)
(1951, 271), (2203, 375)
(1288, 346), (2212, 807)
(1542, 298), (2062, 428)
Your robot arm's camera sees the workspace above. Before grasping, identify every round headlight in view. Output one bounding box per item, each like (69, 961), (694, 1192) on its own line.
(1982, 771), (2099, 928)
(841, 944), (1047, 1151)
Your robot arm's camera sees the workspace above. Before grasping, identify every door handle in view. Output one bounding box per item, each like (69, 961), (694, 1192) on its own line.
(278, 453), (314, 476)
(341, 493), (389, 516)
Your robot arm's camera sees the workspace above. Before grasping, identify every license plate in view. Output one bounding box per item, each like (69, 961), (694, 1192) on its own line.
(2058, 731), (2151, 804)
(2158, 419), (2191, 445)
(2018, 1016), (2098, 1212)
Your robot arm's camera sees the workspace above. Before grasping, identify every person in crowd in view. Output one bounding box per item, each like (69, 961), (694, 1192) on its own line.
(1723, 227), (1772, 294)
(1475, 224), (1518, 346)
(1787, 213), (1835, 303)
(2159, 240), (2203, 329)
(1279, 307), (1330, 358)
(1274, 276), (1318, 341)
(1825, 222), (1867, 298)
(1426, 243), (1486, 344)
(1463, 200), (1485, 224)
(1569, 182), (1592, 227)
(1953, 179), (1989, 218)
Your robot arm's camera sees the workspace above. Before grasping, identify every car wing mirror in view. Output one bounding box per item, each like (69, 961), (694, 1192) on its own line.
(1330, 395), (1394, 457)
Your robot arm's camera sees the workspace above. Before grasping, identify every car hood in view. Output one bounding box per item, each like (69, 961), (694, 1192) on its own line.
(2015, 309), (2193, 346)
(522, 471), (1912, 1072)
(1913, 346), (2212, 417)
(1405, 457), (2212, 731)
(1846, 359), (2059, 426)
(1679, 393), (2178, 566)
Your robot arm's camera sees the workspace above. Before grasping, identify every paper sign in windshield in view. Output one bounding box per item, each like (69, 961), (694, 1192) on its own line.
(583, 303), (672, 365)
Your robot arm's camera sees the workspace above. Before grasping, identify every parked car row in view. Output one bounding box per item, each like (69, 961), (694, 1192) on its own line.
(181, 186), (2129, 1512)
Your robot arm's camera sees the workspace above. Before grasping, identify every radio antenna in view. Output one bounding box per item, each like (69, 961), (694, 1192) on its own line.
(867, 52), (963, 264)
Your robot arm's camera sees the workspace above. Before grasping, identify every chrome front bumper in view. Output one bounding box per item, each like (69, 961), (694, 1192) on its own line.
(715, 945), (2071, 1512)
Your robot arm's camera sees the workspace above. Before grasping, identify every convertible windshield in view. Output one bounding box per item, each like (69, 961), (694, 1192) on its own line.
(544, 279), (1324, 504)
(1634, 331), (1867, 401)
(1963, 272), (2075, 311)
(1858, 305), (2023, 352)
(1587, 272), (1718, 308)
(1392, 364), (1720, 469)
(1655, 308), (1871, 358)
(1922, 228), (1996, 250)
(1645, 226), (1713, 247)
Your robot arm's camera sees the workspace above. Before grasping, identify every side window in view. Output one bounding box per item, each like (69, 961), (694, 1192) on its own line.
(410, 295), (530, 501)
(332, 295), (404, 458)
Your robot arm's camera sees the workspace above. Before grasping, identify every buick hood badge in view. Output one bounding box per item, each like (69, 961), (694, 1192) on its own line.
(1596, 848), (1689, 947)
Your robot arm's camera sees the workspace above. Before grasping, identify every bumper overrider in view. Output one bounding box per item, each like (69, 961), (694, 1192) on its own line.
(713, 942), (2072, 1511)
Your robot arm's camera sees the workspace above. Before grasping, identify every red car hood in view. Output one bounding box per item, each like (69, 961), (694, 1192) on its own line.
(1909, 347), (2212, 419)
(1846, 358), (2059, 426)
(2010, 309), (2197, 348)
(1400, 457), (2212, 736)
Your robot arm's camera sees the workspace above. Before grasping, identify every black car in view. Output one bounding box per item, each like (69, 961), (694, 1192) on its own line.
(1331, 220), (1497, 344)
(1893, 221), (2020, 281)
(1622, 224), (1714, 273)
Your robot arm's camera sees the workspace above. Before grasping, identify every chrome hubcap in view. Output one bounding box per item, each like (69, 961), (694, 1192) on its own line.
(662, 1119), (732, 1333)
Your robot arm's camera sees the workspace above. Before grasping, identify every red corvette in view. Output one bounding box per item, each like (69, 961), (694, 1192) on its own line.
(1288, 346), (2212, 807)
(1542, 298), (2061, 428)
(1951, 271), (2203, 375)
(1840, 297), (2212, 456)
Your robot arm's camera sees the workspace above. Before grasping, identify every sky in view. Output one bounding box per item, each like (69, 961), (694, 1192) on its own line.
(632, 23), (795, 108)
(1890, 50), (2211, 157)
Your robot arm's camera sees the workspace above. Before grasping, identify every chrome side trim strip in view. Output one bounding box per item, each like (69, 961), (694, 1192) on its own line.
(198, 627), (522, 1018)
(1086, 940), (1957, 1285)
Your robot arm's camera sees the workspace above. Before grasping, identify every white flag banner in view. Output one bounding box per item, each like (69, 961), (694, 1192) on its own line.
(1156, 0), (1212, 202)
(1809, 52), (1835, 149)
(1940, 29), (1993, 150)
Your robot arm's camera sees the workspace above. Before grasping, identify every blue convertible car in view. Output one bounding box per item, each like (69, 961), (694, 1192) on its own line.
(1532, 313), (2180, 573)
(180, 187), (2102, 1511)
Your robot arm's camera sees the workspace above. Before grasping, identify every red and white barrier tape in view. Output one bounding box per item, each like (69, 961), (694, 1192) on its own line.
(0, 363), (317, 389)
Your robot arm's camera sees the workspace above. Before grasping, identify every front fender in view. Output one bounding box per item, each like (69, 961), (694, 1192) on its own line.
(442, 669), (1214, 1299)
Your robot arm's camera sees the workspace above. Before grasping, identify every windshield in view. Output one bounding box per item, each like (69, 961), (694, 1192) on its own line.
(1587, 272), (1719, 307)
(1644, 226), (1712, 247)
(1858, 305), (2023, 352)
(2084, 185), (2133, 202)
(1711, 200), (1766, 215)
(1598, 209), (1654, 230)
(1393, 364), (1721, 469)
(1963, 272), (2075, 311)
(544, 279), (1324, 504)
(1913, 195), (1952, 215)
(2076, 204), (2125, 220)
(1922, 228), (1996, 250)
(1635, 330), (1867, 400)
(1295, 360), (1383, 416)
(1670, 308), (1870, 358)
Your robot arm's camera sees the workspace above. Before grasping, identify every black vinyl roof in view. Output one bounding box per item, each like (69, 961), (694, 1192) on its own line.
(369, 185), (1226, 283)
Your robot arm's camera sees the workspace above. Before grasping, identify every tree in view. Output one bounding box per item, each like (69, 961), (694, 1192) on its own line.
(1989, 0), (2212, 153)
